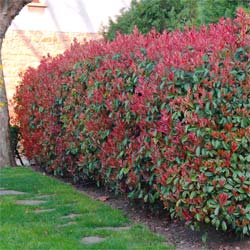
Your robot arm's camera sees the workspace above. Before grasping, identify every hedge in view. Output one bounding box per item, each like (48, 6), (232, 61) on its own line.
(14, 10), (250, 236)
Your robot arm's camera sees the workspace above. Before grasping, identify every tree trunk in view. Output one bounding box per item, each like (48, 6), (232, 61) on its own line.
(0, 38), (15, 166)
(0, 0), (32, 167)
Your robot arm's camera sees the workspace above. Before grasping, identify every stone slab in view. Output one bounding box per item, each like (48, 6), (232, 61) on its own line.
(80, 236), (105, 244)
(16, 200), (47, 205)
(58, 221), (76, 227)
(33, 208), (55, 214)
(36, 194), (55, 199)
(0, 190), (26, 195)
(60, 213), (81, 219)
(61, 202), (78, 206)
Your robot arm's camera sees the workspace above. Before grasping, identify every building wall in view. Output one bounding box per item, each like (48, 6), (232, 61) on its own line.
(2, 29), (99, 116)
(3, 0), (131, 117)
(10, 0), (131, 33)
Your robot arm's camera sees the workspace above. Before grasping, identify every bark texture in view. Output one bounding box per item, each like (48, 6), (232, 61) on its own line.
(0, 0), (32, 167)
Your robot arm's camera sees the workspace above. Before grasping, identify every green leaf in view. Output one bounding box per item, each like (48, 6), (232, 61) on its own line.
(204, 186), (214, 193)
(176, 199), (182, 207)
(203, 55), (209, 62)
(205, 217), (210, 223)
(243, 226), (248, 235)
(181, 136), (188, 143)
(232, 153), (237, 162)
(202, 232), (207, 243)
(214, 206), (220, 216)
(196, 146), (201, 156)
(167, 176), (174, 184)
(246, 155), (250, 163)
(212, 140), (220, 149)
(195, 213), (201, 221)
(221, 221), (227, 231)
(144, 194), (148, 202)
(160, 81), (165, 90)
(190, 191), (196, 199)
(215, 219), (220, 229)
(224, 184), (233, 190)
(138, 190), (143, 199)
(38, 106), (44, 113)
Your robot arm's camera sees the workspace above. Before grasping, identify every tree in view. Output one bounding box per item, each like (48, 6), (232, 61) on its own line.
(102, 0), (188, 40)
(0, 0), (32, 167)
(198, 0), (250, 25)
(102, 0), (250, 41)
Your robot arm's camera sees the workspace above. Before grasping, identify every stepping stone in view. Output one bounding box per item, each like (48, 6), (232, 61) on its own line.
(0, 190), (26, 195)
(63, 202), (78, 206)
(97, 226), (131, 231)
(16, 200), (47, 205)
(57, 221), (76, 227)
(36, 194), (55, 199)
(60, 213), (81, 219)
(80, 236), (106, 244)
(56, 202), (78, 207)
(33, 208), (55, 214)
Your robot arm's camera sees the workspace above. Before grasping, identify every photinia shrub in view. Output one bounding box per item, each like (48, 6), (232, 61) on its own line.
(14, 9), (250, 237)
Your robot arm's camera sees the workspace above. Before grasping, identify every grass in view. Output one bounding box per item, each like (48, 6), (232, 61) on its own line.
(0, 167), (174, 250)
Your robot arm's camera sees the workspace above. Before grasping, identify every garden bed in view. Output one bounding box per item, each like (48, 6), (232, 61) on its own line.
(31, 164), (250, 250)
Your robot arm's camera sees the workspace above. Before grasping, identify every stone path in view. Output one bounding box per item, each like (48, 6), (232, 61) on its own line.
(1, 188), (133, 246)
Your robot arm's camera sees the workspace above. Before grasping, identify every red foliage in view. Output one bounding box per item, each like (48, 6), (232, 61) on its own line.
(14, 9), (250, 236)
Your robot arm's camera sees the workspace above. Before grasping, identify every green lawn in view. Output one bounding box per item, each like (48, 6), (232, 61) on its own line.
(0, 167), (174, 250)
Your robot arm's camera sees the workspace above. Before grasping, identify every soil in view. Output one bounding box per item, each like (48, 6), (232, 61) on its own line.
(77, 185), (250, 250)
(30, 165), (250, 250)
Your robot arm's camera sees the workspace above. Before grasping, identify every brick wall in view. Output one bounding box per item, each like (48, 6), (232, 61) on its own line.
(2, 29), (100, 117)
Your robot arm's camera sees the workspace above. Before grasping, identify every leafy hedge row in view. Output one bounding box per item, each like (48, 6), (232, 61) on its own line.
(15, 10), (250, 236)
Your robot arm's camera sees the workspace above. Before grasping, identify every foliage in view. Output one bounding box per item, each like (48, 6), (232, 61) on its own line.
(102, 0), (250, 40)
(14, 10), (250, 237)
(198, 0), (250, 24)
(102, 0), (197, 40)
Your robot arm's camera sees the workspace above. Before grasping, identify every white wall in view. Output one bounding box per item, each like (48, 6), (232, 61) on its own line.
(9, 0), (131, 33)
